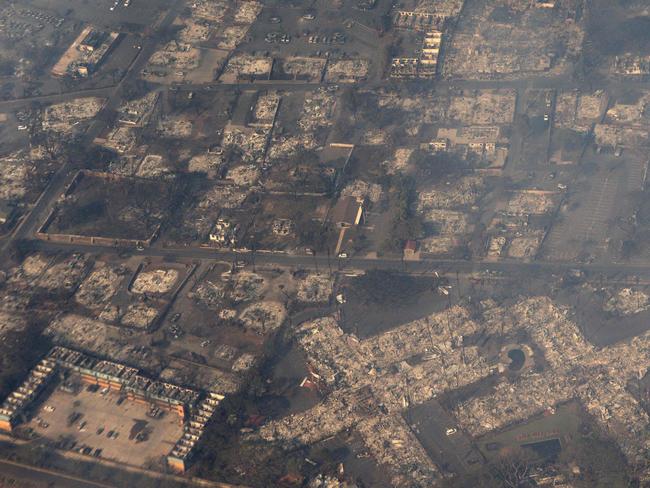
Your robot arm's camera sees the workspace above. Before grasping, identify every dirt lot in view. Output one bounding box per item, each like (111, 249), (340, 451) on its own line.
(44, 173), (170, 241)
(339, 271), (450, 338)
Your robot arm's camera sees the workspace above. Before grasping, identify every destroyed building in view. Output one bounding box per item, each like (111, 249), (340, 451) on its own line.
(391, 30), (441, 79)
(0, 346), (222, 473)
(42, 98), (104, 133)
(51, 26), (119, 77)
(255, 306), (492, 486)
(255, 295), (650, 485)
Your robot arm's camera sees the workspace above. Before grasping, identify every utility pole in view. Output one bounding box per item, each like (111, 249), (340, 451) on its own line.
(327, 246), (332, 277)
(251, 240), (256, 272)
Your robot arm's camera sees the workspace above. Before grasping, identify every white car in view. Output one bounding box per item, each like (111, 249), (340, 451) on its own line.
(445, 427), (457, 436)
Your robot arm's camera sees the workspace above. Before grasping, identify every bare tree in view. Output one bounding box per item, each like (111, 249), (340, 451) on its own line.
(491, 449), (534, 488)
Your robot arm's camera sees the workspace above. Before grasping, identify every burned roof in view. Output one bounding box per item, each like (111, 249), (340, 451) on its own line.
(48, 346), (200, 406)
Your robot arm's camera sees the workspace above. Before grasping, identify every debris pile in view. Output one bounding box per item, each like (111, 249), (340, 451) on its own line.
(42, 98), (104, 133)
(448, 90), (516, 125)
(221, 55), (272, 82)
(34, 254), (89, 292)
(0, 312), (26, 338)
(148, 42), (200, 70)
(222, 126), (270, 163)
(198, 184), (248, 209)
(298, 89), (337, 133)
(238, 301), (286, 334)
(421, 209), (469, 234)
(131, 268), (179, 295)
(341, 180), (382, 204)
(506, 191), (558, 216)
(297, 275), (333, 303)
(121, 302), (159, 329)
(251, 92), (280, 126)
(0, 151), (31, 200)
(231, 353), (257, 372)
(75, 262), (124, 310)
(188, 152), (224, 175)
(507, 233), (543, 259)
(356, 414), (440, 486)
(157, 116), (193, 138)
(117, 92), (159, 126)
(44, 314), (162, 370)
(418, 176), (484, 209)
(603, 288), (650, 316)
(555, 90), (607, 133)
(382, 148), (413, 174)
(230, 272), (266, 303)
(226, 165), (261, 186)
(189, 280), (224, 311)
(325, 59), (369, 83)
(136, 155), (172, 179)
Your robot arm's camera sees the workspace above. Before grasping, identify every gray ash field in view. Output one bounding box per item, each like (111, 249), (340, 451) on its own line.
(0, 0), (648, 487)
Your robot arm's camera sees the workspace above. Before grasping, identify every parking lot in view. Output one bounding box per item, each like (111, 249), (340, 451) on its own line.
(541, 152), (637, 262)
(26, 379), (184, 468)
(25, 0), (173, 29)
(406, 398), (483, 476)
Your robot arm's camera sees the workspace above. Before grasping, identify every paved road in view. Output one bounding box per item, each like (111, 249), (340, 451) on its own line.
(27, 238), (650, 285)
(0, 458), (116, 488)
(0, 73), (622, 113)
(1, 57), (647, 112)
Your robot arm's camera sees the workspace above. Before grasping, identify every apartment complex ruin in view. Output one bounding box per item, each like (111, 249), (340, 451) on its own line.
(391, 30), (442, 79)
(0, 346), (222, 473)
(51, 26), (120, 77)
